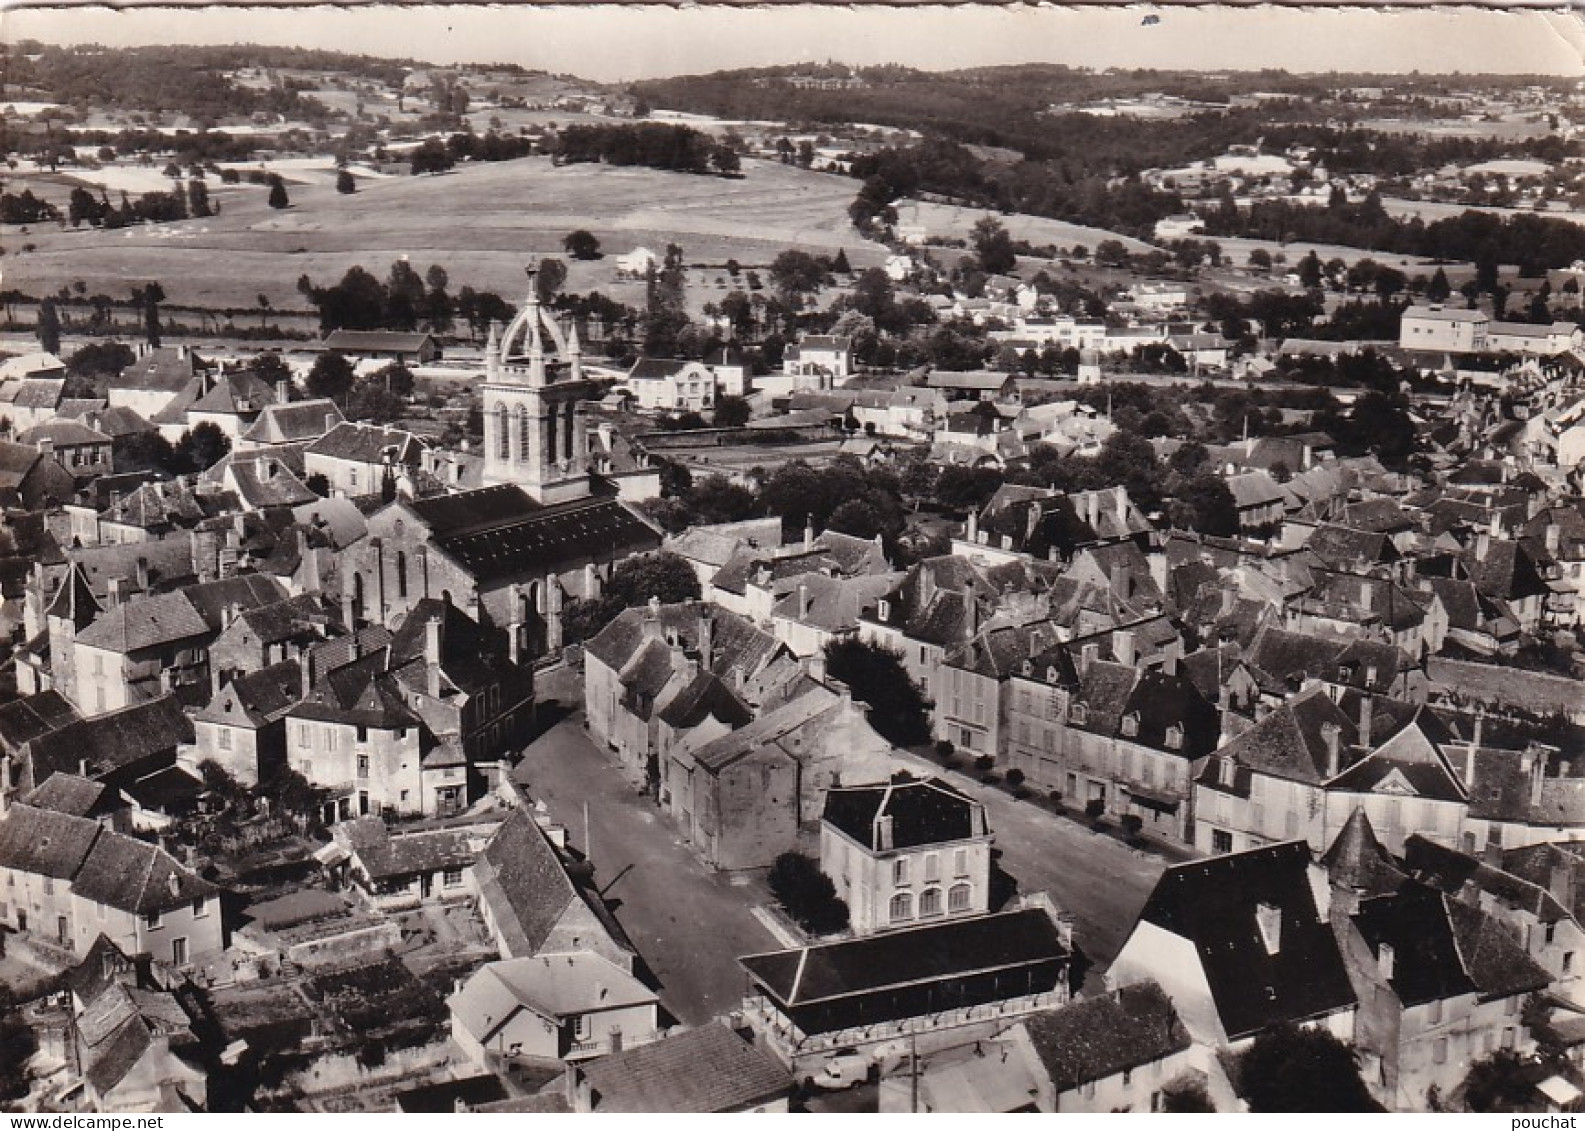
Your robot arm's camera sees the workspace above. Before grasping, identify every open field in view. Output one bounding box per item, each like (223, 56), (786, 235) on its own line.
(895, 199), (1155, 255)
(2, 155), (898, 309)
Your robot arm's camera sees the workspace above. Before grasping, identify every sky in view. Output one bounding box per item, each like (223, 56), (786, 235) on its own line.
(5, 5), (1582, 84)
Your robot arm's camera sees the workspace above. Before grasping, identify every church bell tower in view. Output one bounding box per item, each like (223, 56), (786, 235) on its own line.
(480, 266), (599, 502)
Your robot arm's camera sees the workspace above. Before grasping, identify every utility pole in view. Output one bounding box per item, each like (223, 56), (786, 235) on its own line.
(910, 1032), (919, 1114)
(584, 800), (593, 870)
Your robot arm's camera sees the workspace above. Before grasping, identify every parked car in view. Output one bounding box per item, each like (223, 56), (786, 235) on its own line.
(811, 1048), (870, 1090)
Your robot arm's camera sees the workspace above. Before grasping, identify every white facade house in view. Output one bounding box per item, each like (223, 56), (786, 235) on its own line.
(1399, 307), (1490, 354)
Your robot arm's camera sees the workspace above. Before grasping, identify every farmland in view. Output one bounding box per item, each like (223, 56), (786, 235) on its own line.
(1, 153), (1149, 313)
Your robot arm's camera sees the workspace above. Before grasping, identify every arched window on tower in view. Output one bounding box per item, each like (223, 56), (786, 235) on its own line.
(396, 551), (407, 599)
(564, 402), (576, 461)
(546, 405), (558, 466)
(516, 405), (531, 463)
(495, 404), (509, 461)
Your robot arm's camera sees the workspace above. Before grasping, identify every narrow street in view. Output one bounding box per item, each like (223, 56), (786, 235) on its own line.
(512, 670), (779, 1027)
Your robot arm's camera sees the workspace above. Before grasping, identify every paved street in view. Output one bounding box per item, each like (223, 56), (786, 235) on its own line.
(515, 668), (1168, 1021)
(938, 771), (1169, 979)
(512, 671), (779, 1027)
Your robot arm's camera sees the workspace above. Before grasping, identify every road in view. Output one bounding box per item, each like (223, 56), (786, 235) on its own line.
(512, 672), (779, 1027)
(515, 668), (1168, 1019)
(939, 768), (1170, 980)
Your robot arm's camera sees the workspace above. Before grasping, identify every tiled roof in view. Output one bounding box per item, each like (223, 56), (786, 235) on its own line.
(1022, 981), (1191, 1094)
(226, 453), (318, 509)
(192, 660), (303, 726)
(1208, 689), (1358, 786)
(0, 689), (82, 752)
(1352, 883), (1480, 1006)
(574, 1022), (790, 1113)
(1132, 841), (1356, 1040)
(24, 773), (120, 819)
(1321, 808), (1408, 896)
(189, 372), (278, 416)
(74, 591), (211, 653)
(337, 815), (481, 880)
(823, 778), (983, 851)
(18, 420), (111, 446)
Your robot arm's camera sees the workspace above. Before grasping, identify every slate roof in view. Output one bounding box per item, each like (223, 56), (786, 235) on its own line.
(189, 372), (278, 417)
(241, 398), (344, 445)
(0, 803), (102, 879)
(99, 478), (213, 531)
(1113, 666), (1221, 759)
(1306, 524), (1400, 567)
(192, 660), (303, 727)
(1327, 710), (1468, 804)
(401, 488), (660, 584)
(0, 689), (83, 753)
(62, 538), (198, 600)
(388, 597), (520, 699)
(1321, 808), (1408, 896)
(72, 829), (217, 914)
(452, 953), (654, 1039)
(1203, 689), (1358, 787)
(337, 815), (481, 880)
(18, 420), (111, 447)
(574, 1022), (791, 1113)
(585, 600), (783, 690)
(1446, 897), (1556, 1000)
(742, 907), (1069, 1013)
(24, 773), (121, 819)
(322, 329), (435, 354)
(1022, 981), (1191, 1094)
(1352, 883), (1481, 1006)
(113, 347), (206, 394)
(687, 685), (844, 773)
(290, 648), (420, 729)
(474, 809), (614, 959)
(226, 453), (318, 509)
(627, 358), (696, 381)
(822, 778), (984, 851)
(771, 571), (902, 634)
(1131, 841), (1357, 1040)
(304, 421), (424, 464)
(28, 695), (194, 785)
(1404, 836), (1569, 926)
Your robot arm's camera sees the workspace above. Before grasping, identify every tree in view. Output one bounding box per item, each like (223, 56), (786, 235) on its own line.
(113, 430), (176, 475)
(1170, 472), (1238, 537)
(1426, 266), (1452, 303)
(768, 248), (828, 305)
(336, 168), (356, 194)
(564, 229), (602, 260)
(1297, 250), (1324, 289)
(37, 298), (60, 356)
(832, 247), (851, 275)
(173, 422), (231, 473)
(1237, 1024), (1379, 1112)
(713, 394), (751, 428)
(410, 137), (454, 175)
(1095, 239), (1129, 268)
(565, 550), (702, 643)
(0, 989), (37, 1105)
(1247, 247), (1274, 271)
(140, 285), (162, 349)
(685, 474), (760, 525)
(535, 257), (568, 304)
(767, 852), (849, 935)
(972, 214), (1017, 275)
(306, 351), (356, 403)
(823, 638), (931, 747)
(1462, 1050), (1535, 1113)
(827, 497), (890, 540)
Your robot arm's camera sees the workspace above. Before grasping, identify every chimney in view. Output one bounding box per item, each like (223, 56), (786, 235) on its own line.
(80, 757), (90, 778)
(642, 596), (663, 641)
(1321, 721), (1342, 778)
(0, 754), (10, 817)
(1546, 523), (1562, 555)
(1364, 664), (1378, 689)
(1110, 563), (1132, 599)
(697, 610), (713, 669)
(1255, 901), (1282, 956)
(1359, 581), (1375, 612)
(804, 519), (815, 550)
(1530, 745), (1548, 811)
(299, 656), (313, 698)
(1114, 486), (1128, 527)
(106, 576), (123, 605)
(1221, 586), (1236, 618)
(1475, 531), (1491, 562)
(37, 436), (53, 461)
(967, 511), (978, 543)
(168, 872), (181, 898)
(1472, 705), (1486, 753)
(1359, 695), (1374, 744)
(425, 615), (443, 698)
(1112, 628), (1136, 668)
(1162, 650), (1178, 677)
(1080, 642), (1098, 675)
(1377, 942), (1395, 982)
(875, 812), (894, 851)
(135, 556), (149, 592)
(798, 583), (811, 620)
(325, 412), (338, 436)
(808, 652), (827, 683)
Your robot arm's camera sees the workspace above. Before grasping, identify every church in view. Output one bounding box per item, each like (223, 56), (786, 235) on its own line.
(341, 273), (663, 658)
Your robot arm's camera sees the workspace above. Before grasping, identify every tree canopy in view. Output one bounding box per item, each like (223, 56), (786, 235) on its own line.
(823, 637), (931, 748)
(1237, 1024), (1380, 1113)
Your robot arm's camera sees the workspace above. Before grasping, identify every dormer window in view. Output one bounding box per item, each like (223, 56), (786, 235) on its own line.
(1121, 713), (1139, 738)
(1165, 725), (1183, 750)
(1069, 703), (1087, 725)
(1047, 667), (1060, 684)
(878, 599), (891, 621)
